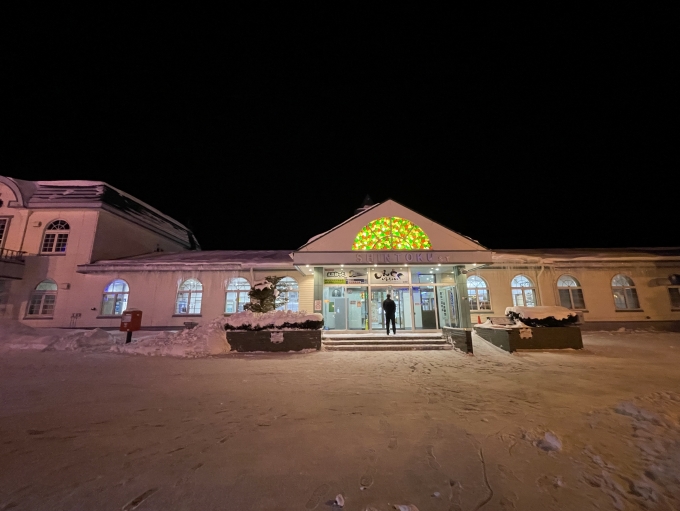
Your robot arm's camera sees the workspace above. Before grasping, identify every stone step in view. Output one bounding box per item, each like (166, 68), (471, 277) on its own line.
(323, 335), (444, 341)
(323, 343), (453, 351)
(323, 339), (449, 346)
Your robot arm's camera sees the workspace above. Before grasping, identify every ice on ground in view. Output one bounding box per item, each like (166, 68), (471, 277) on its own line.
(537, 432), (562, 452)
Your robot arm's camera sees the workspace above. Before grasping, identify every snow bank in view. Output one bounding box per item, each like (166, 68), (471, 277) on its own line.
(0, 320), (123, 352)
(505, 306), (577, 321)
(224, 310), (323, 331)
(114, 317), (231, 358)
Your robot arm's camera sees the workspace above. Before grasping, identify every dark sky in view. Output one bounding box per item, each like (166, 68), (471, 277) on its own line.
(4, 8), (677, 251)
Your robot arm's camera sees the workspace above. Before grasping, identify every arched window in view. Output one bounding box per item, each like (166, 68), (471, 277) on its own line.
(176, 278), (203, 315)
(511, 275), (537, 307)
(276, 277), (299, 311)
(101, 279), (130, 316)
(26, 280), (57, 317)
(611, 274), (640, 310)
(557, 275), (586, 310)
(225, 277), (250, 313)
(669, 274), (680, 310)
(41, 220), (70, 254)
(467, 275), (491, 311)
(351, 217), (432, 250)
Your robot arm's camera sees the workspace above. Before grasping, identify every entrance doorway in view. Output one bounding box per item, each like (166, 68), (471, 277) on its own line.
(370, 287), (412, 331)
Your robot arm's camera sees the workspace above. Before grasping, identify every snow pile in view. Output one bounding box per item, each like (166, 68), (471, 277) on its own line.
(0, 320), (123, 353)
(0, 319), (59, 351)
(114, 317), (231, 358)
(224, 310), (323, 331)
(48, 328), (123, 352)
(505, 306), (577, 321)
(506, 306), (579, 327)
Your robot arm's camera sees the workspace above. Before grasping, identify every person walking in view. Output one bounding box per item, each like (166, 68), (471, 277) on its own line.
(383, 293), (396, 335)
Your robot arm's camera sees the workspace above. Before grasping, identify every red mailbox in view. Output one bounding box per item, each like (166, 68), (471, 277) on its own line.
(120, 309), (142, 343)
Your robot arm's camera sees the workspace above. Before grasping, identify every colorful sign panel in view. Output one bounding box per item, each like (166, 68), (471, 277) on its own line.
(369, 268), (410, 284)
(323, 268), (368, 285)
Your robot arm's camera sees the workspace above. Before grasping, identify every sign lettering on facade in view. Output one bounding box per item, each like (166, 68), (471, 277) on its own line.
(369, 268), (410, 284)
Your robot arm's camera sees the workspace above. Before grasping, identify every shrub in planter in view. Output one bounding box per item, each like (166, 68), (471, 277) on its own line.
(243, 276), (289, 313)
(224, 310), (324, 331)
(505, 306), (578, 328)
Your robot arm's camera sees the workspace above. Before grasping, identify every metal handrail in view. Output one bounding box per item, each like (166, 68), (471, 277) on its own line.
(0, 248), (26, 262)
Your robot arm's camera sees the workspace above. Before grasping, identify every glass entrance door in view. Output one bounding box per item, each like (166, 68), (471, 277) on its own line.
(413, 286), (438, 329)
(370, 287), (412, 331)
(346, 287), (368, 330)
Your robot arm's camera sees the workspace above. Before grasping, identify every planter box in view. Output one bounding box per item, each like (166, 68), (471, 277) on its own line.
(226, 330), (321, 353)
(442, 327), (473, 354)
(473, 325), (583, 353)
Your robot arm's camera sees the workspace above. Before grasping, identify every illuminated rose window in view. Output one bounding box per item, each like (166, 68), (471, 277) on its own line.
(352, 217), (432, 250)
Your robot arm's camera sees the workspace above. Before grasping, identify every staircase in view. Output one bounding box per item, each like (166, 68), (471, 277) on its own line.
(322, 333), (452, 351)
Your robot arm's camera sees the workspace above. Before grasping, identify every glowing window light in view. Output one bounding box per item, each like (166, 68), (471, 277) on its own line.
(351, 217), (431, 250)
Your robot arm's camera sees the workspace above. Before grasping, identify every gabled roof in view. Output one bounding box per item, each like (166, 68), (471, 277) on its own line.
(2, 176), (199, 249)
(298, 199), (487, 252)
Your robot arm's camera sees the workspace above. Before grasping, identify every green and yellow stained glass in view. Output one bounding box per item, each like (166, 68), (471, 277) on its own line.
(352, 217), (431, 250)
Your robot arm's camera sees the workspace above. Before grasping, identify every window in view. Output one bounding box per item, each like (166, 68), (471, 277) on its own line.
(225, 277), (250, 313)
(668, 274), (680, 310)
(511, 275), (537, 307)
(611, 274), (640, 310)
(557, 275), (586, 309)
(0, 218), (8, 248)
(176, 278), (203, 315)
(41, 220), (70, 254)
(467, 275), (491, 310)
(101, 279), (130, 316)
(276, 277), (299, 311)
(26, 280), (57, 317)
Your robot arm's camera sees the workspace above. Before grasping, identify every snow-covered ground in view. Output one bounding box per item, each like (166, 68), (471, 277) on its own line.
(1, 325), (679, 510)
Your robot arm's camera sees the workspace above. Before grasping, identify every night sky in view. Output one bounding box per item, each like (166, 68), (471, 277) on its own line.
(4, 8), (677, 251)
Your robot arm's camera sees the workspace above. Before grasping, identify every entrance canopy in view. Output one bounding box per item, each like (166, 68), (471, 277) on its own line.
(292, 200), (492, 271)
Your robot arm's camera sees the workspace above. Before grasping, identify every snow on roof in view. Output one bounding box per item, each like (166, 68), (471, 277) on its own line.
(493, 247), (680, 263)
(6, 177), (197, 249)
(77, 250), (295, 273)
(299, 202), (382, 249)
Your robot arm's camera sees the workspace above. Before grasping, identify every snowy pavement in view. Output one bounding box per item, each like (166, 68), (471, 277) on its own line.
(1, 331), (679, 510)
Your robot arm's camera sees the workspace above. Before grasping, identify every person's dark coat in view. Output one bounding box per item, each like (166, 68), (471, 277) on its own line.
(382, 297), (396, 316)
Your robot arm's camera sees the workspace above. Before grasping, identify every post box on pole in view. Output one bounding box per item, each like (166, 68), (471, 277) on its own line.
(120, 309), (142, 344)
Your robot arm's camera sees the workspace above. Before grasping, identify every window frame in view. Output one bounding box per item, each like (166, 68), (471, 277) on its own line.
(100, 279), (130, 317)
(0, 217), (10, 249)
(611, 273), (641, 310)
(467, 275), (491, 311)
(556, 274), (586, 310)
(511, 274), (538, 307)
(25, 279), (58, 318)
(667, 274), (680, 310)
(175, 278), (203, 316)
(225, 277), (251, 314)
(40, 220), (70, 255)
(276, 277), (299, 312)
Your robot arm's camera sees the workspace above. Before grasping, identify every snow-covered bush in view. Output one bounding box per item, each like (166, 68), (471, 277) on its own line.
(505, 306), (578, 327)
(244, 276), (288, 313)
(224, 310), (324, 331)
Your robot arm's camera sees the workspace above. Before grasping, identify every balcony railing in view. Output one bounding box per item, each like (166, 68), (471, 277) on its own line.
(0, 248), (26, 263)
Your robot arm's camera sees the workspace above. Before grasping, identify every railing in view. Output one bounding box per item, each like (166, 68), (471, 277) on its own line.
(0, 248), (26, 263)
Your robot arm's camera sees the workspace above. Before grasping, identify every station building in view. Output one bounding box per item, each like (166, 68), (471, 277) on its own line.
(2, 175), (680, 332)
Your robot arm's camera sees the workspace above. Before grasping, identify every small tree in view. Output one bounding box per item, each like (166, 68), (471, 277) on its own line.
(244, 276), (289, 313)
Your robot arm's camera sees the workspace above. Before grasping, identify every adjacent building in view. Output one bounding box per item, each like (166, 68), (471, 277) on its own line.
(2, 176), (679, 332)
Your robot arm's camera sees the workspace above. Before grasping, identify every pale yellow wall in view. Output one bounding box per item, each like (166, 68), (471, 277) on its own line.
(468, 264), (680, 324)
(90, 210), (190, 262)
(14, 268), (311, 328)
(0, 182), (29, 252)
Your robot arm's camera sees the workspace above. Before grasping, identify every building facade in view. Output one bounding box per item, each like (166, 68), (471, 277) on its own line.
(2, 176), (679, 331)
